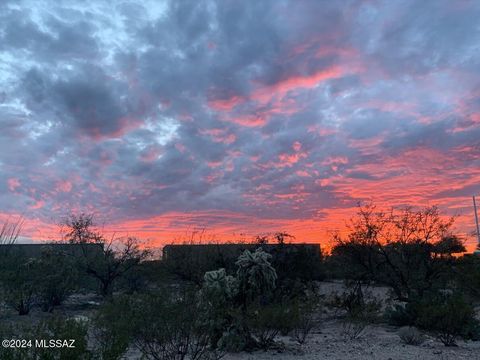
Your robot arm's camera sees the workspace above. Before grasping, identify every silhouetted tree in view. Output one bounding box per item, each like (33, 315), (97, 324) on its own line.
(62, 213), (103, 244)
(331, 204), (463, 302)
(273, 232), (295, 245)
(62, 214), (150, 297)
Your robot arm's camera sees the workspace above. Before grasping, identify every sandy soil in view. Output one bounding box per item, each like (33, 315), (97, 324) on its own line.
(224, 281), (480, 360)
(224, 321), (480, 360)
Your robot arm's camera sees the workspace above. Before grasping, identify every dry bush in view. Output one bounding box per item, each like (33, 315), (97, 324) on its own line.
(398, 326), (425, 345)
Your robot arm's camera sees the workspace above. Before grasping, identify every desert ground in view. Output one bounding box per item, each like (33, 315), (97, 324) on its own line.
(3, 280), (479, 360)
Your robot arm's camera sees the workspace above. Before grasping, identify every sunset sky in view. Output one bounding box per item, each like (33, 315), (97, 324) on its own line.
(1, 0), (480, 250)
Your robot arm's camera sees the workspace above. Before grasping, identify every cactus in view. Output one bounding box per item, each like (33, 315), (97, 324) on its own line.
(204, 268), (239, 300)
(236, 248), (277, 303)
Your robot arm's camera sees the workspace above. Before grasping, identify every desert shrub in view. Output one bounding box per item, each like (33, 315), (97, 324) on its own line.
(1, 257), (37, 315)
(80, 237), (150, 297)
(273, 281), (320, 343)
(36, 248), (78, 312)
(247, 302), (284, 348)
(93, 296), (133, 360)
(455, 255), (480, 300)
(217, 326), (248, 353)
(247, 296), (319, 348)
(116, 262), (150, 294)
(0, 316), (92, 360)
(385, 303), (418, 327)
(1, 247), (78, 314)
(341, 319), (368, 340)
(398, 326), (425, 345)
(130, 290), (219, 360)
(290, 297), (318, 345)
(32, 317), (92, 359)
(340, 301), (379, 340)
(0, 323), (26, 360)
(244, 296), (319, 348)
(415, 292), (479, 346)
(327, 282), (381, 321)
(328, 282), (381, 340)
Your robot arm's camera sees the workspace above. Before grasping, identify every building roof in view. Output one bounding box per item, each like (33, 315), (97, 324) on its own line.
(0, 242), (104, 258)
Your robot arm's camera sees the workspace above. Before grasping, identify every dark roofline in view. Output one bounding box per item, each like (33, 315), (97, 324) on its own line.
(163, 243), (321, 248)
(0, 243), (104, 247)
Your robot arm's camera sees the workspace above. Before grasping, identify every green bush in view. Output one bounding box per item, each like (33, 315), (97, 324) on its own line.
(130, 290), (219, 360)
(290, 297), (318, 344)
(0, 317), (92, 360)
(455, 255), (480, 300)
(1, 258), (37, 315)
(247, 302), (286, 348)
(93, 296), (133, 359)
(36, 249), (79, 312)
(385, 303), (418, 327)
(415, 292), (479, 346)
(0, 248), (78, 314)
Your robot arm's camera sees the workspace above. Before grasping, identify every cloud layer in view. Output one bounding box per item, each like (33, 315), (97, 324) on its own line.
(1, 0), (480, 248)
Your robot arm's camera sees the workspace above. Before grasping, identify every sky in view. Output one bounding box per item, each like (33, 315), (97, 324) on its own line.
(1, 0), (480, 249)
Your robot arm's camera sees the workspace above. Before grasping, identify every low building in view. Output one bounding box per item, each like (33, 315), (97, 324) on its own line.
(0, 243), (104, 258)
(162, 242), (323, 283)
(162, 242), (321, 261)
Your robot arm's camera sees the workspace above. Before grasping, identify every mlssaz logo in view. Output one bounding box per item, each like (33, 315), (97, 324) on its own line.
(35, 339), (76, 348)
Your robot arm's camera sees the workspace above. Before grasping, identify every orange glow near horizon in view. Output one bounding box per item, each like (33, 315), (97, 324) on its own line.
(8, 204), (479, 254)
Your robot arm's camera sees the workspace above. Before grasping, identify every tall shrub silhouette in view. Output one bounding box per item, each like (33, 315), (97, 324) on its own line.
(414, 292), (479, 346)
(62, 213), (150, 297)
(331, 204), (464, 302)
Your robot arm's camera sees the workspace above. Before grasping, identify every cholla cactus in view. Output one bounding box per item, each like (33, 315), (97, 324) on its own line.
(236, 248), (277, 301)
(204, 268), (239, 300)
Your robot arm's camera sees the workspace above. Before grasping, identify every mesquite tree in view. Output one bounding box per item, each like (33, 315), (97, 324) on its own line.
(62, 213), (150, 297)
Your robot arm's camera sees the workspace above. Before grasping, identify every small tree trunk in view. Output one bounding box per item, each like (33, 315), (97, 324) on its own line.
(100, 279), (114, 297)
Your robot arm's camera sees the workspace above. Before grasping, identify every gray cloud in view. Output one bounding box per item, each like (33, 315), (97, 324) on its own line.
(0, 0), (480, 243)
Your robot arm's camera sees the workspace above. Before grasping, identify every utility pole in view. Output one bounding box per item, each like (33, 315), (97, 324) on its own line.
(473, 196), (480, 255)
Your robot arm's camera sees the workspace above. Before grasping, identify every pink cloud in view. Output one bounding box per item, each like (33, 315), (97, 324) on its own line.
(7, 178), (21, 192)
(57, 180), (73, 193)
